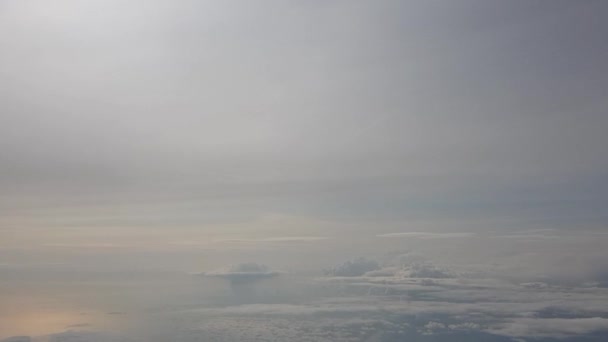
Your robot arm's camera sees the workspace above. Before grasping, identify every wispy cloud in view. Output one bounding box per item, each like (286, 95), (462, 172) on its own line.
(377, 232), (475, 239)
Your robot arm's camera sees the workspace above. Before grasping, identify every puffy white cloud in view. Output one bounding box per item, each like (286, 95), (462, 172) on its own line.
(324, 253), (460, 280)
(293, 252), (608, 340)
(420, 321), (447, 334)
(448, 322), (481, 331)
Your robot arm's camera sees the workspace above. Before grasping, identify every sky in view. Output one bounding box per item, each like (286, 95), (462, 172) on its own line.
(1, 0), (608, 341)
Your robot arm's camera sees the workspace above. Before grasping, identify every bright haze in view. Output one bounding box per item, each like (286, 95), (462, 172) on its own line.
(1, 1), (608, 341)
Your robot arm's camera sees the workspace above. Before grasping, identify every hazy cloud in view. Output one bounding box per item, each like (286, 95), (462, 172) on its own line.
(1, 1), (608, 341)
(489, 318), (608, 338)
(199, 263), (281, 283)
(377, 232), (475, 239)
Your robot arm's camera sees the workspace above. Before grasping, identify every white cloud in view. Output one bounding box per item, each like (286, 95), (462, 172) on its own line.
(324, 253), (461, 280)
(161, 269), (608, 341)
(448, 322), (481, 331)
(489, 317), (608, 338)
(420, 321), (446, 334)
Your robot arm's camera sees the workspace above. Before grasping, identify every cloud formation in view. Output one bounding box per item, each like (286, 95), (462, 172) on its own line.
(377, 232), (475, 239)
(489, 318), (608, 338)
(324, 258), (380, 277)
(1, 1), (608, 341)
(199, 263), (281, 283)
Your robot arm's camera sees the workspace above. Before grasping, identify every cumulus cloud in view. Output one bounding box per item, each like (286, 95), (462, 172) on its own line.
(405, 262), (456, 279)
(324, 253), (460, 280)
(153, 264), (608, 342)
(324, 258), (380, 277)
(448, 322), (482, 331)
(289, 252), (608, 340)
(420, 321), (447, 334)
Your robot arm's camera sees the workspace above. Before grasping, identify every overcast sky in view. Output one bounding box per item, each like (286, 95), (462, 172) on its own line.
(2, 1), (608, 341)
(1, 0), (608, 253)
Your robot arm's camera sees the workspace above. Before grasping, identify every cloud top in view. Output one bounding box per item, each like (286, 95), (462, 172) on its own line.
(324, 258), (380, 277)
(201, 263), (281, 283)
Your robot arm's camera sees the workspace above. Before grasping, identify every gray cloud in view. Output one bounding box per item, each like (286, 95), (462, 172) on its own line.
(489, 318), (608, 339)
(199, 263), (281, 283)
(2, 1), (608, 341)
(1, 0), (607, 231)
(324, 258), (381, 277)
(377, 232), (475, 239)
